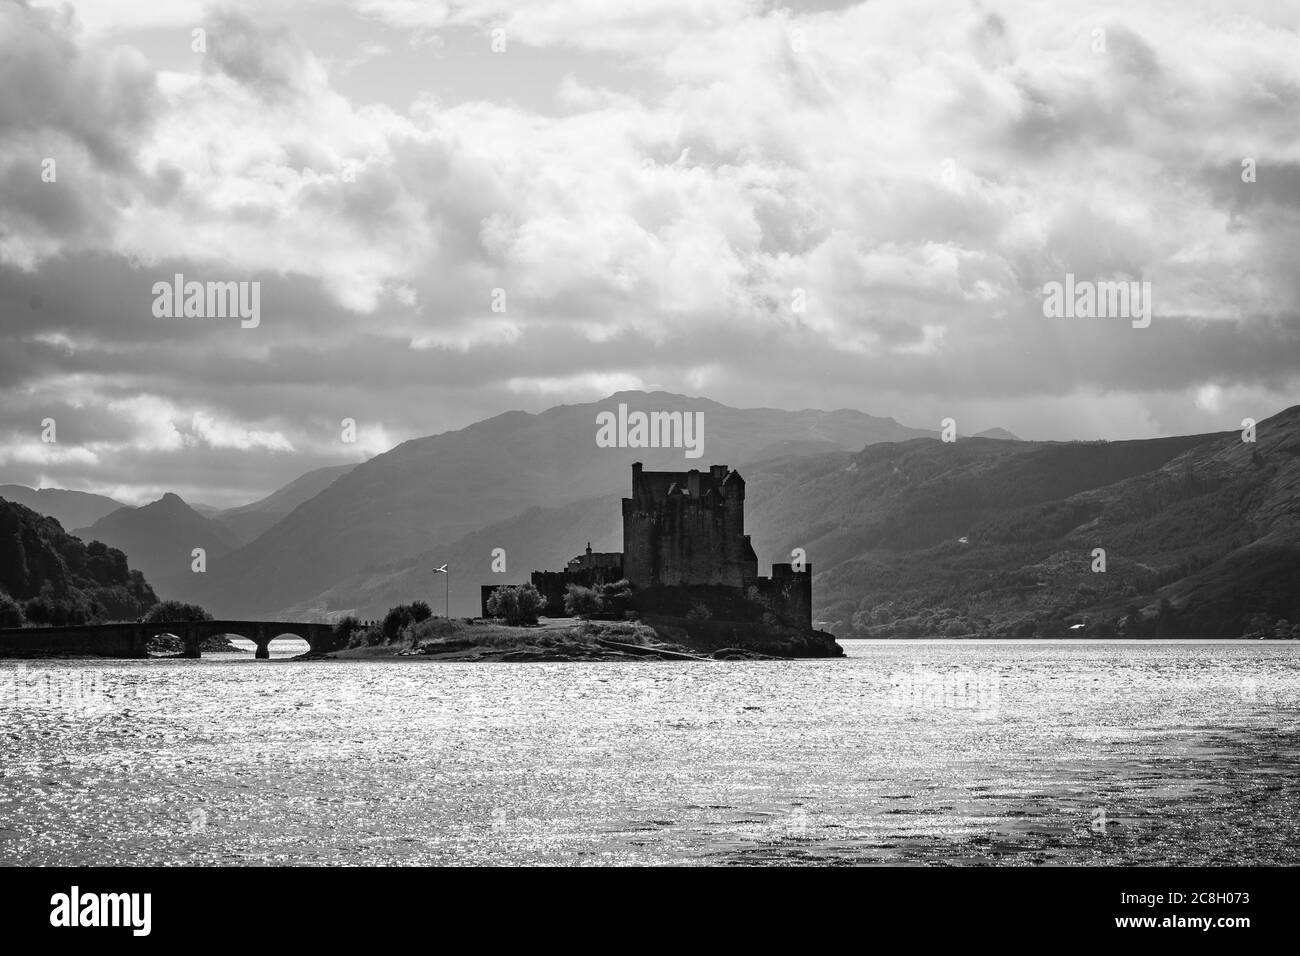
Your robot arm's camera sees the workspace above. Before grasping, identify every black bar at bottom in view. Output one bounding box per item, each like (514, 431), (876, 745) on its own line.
(0, 865), (1287, 944)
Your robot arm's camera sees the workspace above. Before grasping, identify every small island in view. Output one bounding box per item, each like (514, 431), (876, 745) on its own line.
(318, 607), (841, 662)
(314, 462), (848, 662)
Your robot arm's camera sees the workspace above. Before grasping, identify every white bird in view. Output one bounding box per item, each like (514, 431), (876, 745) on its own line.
(433, 564), (448, 573)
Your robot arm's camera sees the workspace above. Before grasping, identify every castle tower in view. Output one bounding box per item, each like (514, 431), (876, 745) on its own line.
(621, 462), (758, 588)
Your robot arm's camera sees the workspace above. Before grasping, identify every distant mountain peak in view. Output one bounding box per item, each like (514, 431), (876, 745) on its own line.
(0, 484), (126, 531)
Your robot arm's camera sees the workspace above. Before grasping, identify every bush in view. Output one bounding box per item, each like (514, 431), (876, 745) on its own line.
(0, 590), (24, 628)
(563, 584), (603, 618)
(379, 601), (435, 641)
(141, 601), (213, 623)
(382, 606), (410, 641)
(331, 615), (363, 648)
(596, 579), (633, 616)
(24, 586), (94, 626)
(486, 584), (545, 626)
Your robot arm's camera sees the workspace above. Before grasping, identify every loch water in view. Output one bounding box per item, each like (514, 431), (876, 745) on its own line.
(1, 640), (1297, 865)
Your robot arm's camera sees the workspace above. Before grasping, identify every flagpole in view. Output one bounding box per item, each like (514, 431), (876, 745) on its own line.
(434, 564), (449, 619)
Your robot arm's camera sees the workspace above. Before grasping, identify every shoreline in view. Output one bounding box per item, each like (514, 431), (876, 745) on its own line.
(314, 618), (815, 662)
(302, 616), (845, 662)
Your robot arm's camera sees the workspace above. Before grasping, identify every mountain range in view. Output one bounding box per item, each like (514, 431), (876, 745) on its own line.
(185, 391), (936, 617)
(4, 392), (1297, 639)
(0, 485), (125, 531)
(281, 405), (1300, 638)
(207, 464), (356, 545)
(72, 493), (242, 602)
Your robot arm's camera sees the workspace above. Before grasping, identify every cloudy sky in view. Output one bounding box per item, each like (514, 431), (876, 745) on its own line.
(1, 0), (1297, 507)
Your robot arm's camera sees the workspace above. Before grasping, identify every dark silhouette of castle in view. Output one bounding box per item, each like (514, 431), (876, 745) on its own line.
(622, 462), (757, 587)
(482, 462), (811, 630)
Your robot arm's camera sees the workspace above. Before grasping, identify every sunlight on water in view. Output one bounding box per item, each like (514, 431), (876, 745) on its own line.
(1, 640), (1297, 865)
(225, 636), (310, 659)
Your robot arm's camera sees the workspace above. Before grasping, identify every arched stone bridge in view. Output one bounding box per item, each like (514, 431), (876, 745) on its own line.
(0, 620), (337, 659)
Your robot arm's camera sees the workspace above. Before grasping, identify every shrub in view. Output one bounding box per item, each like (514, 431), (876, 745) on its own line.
(378, 601), (437, 642)
(347, 625), (370, 648)
(0, 590), (24, 628)
(486, 584), (545, 626)
(141, 601), (213, 623)
(563, 584), (602, 618)
(331, 615), (363, 648)
(24, 586), (94, 626)
(596, 579), (633, 616)
(381, 606), (411, 641)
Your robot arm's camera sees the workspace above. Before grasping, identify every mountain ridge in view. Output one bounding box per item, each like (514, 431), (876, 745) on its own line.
(74, 493), (241, 603)
(192, 391), (943, 616)
(276, 405), (1300, 639)
(0, 485), (126, 531)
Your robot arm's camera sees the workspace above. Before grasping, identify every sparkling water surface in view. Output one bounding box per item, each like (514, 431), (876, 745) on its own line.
(2, 640), (1297, 866)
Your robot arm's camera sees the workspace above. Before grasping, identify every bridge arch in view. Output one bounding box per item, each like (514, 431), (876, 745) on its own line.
(256, 630), (314, 660)
(178, 621), (332, 659)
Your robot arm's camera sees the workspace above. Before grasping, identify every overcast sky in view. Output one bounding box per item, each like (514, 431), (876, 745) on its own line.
(1, 0), (1298, 507)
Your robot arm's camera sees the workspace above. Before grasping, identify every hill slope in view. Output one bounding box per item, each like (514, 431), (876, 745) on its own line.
(75, 494), (241, 603)
(0, 497), (157, 625)
(196, 391), (935, 617)
(0, 485), (126, 531)
(213, 464), (356, 544)
(287, 406), (1300, 638)
(737, 407), (1300, 639)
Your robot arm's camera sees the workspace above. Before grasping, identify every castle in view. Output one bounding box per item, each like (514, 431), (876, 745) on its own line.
(482, 462), (812, 631)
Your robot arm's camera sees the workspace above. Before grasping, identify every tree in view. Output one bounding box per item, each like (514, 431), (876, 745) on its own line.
(382, 605), (413, 641)
(563, 584), (602, 618)
(596, 579), (633, 616)
(0, 590), (24, 628)
(486, 584), (545, 626)
(376, 601), (436, 642)
(141, 601), (213, 623)
(331, 615), (363, 649)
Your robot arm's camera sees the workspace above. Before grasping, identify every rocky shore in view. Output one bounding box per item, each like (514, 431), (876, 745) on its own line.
(320, 617), (843, 662)
(147, 631), (248, 655)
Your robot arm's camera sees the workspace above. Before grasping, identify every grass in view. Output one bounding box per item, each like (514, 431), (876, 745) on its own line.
(330, 616), (665, 660)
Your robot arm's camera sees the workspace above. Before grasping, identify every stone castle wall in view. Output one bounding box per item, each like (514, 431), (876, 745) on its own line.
(744, 563), (813, 631)
(622, 462), (758, 588)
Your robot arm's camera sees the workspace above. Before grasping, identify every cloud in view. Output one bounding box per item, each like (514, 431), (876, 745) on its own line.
(506, 372), (647, 396)
(2, 0), (1299, 504)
